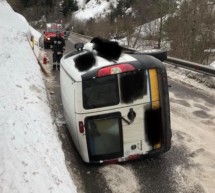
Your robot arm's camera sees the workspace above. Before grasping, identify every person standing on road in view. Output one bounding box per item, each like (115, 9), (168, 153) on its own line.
(52, 31), (65, 70)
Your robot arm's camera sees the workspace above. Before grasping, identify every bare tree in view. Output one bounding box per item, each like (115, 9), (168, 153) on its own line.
(165, 0), (215, 63)
(7, 0), (24, 12)
(132, 0), (177, 49)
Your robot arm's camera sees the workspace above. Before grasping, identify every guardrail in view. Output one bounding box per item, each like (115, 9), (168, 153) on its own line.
(166, 57), (215, 77)
(27, 33), (49, 76)
(71, 31), (92, 40)
(71, 32), (215, 77)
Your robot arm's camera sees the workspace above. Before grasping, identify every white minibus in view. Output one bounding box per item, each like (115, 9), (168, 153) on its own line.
(60, 39), (171, 163)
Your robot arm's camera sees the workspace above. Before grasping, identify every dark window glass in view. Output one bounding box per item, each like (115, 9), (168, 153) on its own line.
(85, 112), (123, 161)
(83, 75), (119, 109)
(47, 28), (63, 33)
(120, 70), (147, 104)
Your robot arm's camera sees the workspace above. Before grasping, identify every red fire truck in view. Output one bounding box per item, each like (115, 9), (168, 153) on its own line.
(43, 23), (64, 49)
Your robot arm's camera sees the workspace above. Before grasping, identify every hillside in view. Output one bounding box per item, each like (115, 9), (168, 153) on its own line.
(74, 0), (119, 20)
(7, 0), (215, 64)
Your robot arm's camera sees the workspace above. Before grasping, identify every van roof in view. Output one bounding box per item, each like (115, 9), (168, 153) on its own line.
(61, 48), (137, 82)
(60, 41), (165, 82)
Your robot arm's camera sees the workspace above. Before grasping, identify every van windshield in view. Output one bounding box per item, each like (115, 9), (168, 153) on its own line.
(46, 28), (63, 33)
(82, 70), (147, 109)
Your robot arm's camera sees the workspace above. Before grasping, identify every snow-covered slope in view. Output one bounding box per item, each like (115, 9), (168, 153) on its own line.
(74, 0), (118, 20)
(0, 1), (77, 193)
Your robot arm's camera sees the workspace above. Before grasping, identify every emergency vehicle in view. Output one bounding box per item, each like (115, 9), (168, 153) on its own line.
(43, 23), (64, 49)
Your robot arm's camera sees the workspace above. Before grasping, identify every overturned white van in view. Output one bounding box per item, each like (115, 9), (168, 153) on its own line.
(60, 38), (171, 163)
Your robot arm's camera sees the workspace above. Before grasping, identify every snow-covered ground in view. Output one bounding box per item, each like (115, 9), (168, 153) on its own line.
(0, 1), (77, 193)
(166, 65), (215, 193)
(210, 60), (215, 68)
(1, 0), (215, 192)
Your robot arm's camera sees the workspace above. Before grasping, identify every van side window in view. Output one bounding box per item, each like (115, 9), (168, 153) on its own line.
(83, 75), (119, 109)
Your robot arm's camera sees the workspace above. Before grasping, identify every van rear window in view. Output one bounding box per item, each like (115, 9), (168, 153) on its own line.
(85, 112), (123, 161)
(83, 75), (119, 109)
(82, 70), (147, 109)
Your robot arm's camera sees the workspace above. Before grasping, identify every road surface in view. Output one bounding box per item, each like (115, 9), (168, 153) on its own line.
(42, 33), (215, 193)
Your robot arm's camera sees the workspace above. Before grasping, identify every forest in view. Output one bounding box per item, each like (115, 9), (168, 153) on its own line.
(7, 0), (215, 64)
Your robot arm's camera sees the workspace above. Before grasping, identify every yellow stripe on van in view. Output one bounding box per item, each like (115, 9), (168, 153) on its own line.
(149, 69), (160, 109)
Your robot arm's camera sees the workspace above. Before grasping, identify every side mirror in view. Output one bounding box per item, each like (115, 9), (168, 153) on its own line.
(74, 43), (84, 51)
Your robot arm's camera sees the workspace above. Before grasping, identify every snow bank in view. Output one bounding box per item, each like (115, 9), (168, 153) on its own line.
(209, 61), (215, 69)
(0, 1), (77, 193)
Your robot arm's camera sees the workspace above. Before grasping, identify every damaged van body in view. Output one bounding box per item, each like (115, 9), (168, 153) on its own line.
(60, 39), (172, 163)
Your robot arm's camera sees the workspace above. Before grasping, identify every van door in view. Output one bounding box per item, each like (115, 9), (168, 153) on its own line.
(116, 69), (153, 158)
(81, 69), (155, 162)
(85, 112), (124, 162)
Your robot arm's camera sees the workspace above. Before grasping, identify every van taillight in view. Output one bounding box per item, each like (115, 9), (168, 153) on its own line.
(97, 63), (135, 77)
(103, 158), (118, 164)
(127, 154), (141, 161)
(79, 121), (84, 133)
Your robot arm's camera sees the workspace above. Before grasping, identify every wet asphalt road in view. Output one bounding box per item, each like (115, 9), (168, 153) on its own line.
(45, 39), (109, 193)
(43, 35), (214, 193)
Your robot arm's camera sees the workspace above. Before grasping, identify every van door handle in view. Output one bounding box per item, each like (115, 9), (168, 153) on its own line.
(127, 108), (136, 122)
(121, 117), (131, 125)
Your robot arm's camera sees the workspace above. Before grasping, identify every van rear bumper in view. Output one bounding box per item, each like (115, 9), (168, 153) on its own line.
(87, 141), (172, 164)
